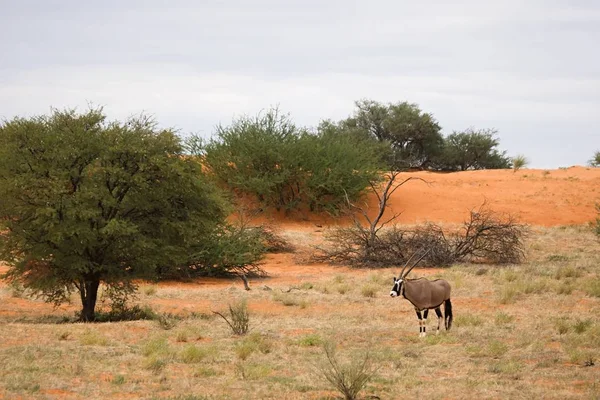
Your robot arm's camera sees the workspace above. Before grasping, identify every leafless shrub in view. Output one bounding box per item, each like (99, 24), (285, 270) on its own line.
(451, 206), (527, 264)
(315, 204), (527, 267)
(315, 341), (379, 400)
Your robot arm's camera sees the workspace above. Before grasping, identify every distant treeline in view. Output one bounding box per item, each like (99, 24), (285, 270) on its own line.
(191, 99), (513, 213)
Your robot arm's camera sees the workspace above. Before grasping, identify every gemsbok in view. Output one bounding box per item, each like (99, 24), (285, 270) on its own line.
(390, 251), (453, 337)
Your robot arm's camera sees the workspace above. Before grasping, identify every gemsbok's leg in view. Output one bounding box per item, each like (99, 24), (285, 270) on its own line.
(434, 307), (443, 335)
(415, 309), (423, 337)
(423, 309), (429, 337)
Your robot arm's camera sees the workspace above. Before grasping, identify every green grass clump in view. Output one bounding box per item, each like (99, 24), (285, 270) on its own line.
(298, 333), (323, 347)
(79, 329), (109, 346)
(585, 277), (600, 297)
(454, 314), (484, 327)
(495, 312), (514, 326)
(179, 345), (213, 364)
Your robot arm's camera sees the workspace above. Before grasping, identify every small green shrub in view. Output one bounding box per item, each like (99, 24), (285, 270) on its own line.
(179, 345), (211, 364)
(487, 340), (509, 358)
(573, 319), (593, 334)
(142, 336), (172, 357)
(298, 334), (323, 347)
(588, 150), (600, 167)
(213, 299), (250, 335)
(512, 154), (528, 172)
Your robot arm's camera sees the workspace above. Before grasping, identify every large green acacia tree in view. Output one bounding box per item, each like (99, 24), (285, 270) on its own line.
(341, 99), (444, 169)
(0, 109), (228, 321)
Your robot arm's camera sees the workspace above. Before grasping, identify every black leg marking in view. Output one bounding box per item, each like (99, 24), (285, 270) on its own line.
(435, 307), (442, 333)
(415, 310), (423, 336)
(423, 309), (429, 319)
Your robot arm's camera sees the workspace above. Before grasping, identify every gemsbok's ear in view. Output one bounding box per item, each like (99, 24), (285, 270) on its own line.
(393, 277), (397, 281)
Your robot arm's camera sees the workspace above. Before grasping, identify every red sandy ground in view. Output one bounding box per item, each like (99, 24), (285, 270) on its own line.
(261, 166), (600, 227)
(1, 167), (599, 314)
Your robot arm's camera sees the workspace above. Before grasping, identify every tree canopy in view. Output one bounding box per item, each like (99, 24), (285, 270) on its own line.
(0, 108), (229, 321)
(198, 108), (387, 213)
(432, 128), (512, 171)
(339, 99), (444, 169)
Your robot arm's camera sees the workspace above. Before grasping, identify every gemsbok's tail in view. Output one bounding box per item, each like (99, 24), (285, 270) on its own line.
(444, 299), (453, 330)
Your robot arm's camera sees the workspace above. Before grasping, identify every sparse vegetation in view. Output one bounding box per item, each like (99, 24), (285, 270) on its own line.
(594, 203), (600, 237)
(0, 97), (597, 400)
(318, 203), (527, 267)
(0, 224), (598, 399)
(589, 150), (600, 167)
(212, 299), (250, 335)
(316, 341), (379, 400)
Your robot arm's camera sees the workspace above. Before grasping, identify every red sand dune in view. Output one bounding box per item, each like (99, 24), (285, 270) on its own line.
(257, 166), (600, 228)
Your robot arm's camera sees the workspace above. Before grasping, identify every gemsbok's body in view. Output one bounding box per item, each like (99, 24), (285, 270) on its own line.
(390, 251), (453, 337)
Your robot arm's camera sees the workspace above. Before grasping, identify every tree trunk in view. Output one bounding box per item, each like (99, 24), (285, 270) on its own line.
(80, 278), (100, 322)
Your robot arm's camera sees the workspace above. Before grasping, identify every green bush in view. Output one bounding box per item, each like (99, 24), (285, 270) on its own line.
(432, 128), (511, 171)
(199, 108), (386, 213)
(202, 108), (302, 211)
(589, 150), (600, 167)
(512, 154), (528, 171)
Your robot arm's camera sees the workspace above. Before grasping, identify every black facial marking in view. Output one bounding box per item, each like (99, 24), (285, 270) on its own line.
(390, 280), (402, 296)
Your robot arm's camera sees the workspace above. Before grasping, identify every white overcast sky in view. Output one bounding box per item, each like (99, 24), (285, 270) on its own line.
(1, 0), (598, 168)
